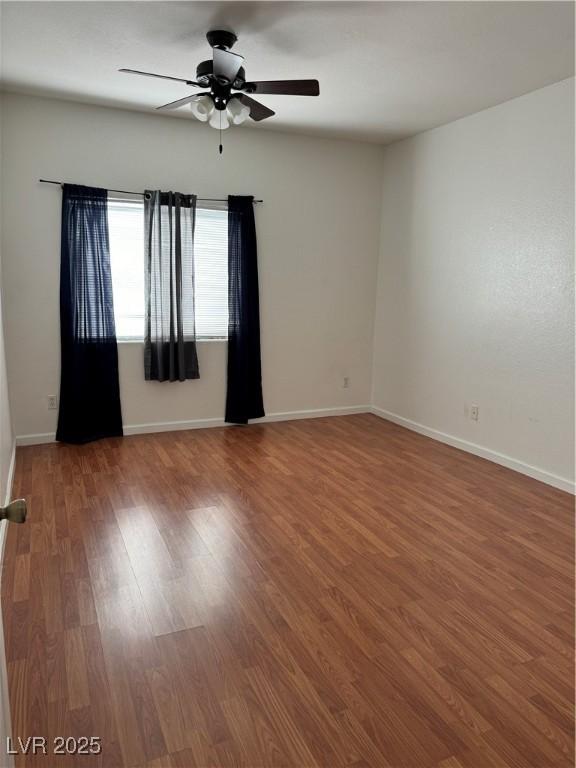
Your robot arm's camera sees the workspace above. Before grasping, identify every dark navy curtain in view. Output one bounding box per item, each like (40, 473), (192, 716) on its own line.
(225, 196), (264, 424)
(56, 184), (123, 444)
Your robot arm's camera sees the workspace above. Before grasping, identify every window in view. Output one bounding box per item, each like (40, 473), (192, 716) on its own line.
(108, 198), (228, 340)
(108, 200), (145, 340)
(193, 207), (229, 339)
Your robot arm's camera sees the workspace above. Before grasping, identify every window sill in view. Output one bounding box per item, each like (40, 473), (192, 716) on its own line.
(117, 338), (227, 344)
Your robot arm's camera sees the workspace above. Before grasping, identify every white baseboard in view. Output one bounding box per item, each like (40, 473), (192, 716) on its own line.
(255, 405), (370, 423)
(125, 417), (225, 436)
(15, 432), (55, 446)
(371, 406), (575, 495)
(16, 405), (371, 445)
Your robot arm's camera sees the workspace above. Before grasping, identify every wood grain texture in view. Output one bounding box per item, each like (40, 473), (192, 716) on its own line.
(1, 414), (574, 767)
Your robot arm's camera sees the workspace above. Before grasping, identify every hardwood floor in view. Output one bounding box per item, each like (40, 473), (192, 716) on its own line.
(1, 414), (574, 767)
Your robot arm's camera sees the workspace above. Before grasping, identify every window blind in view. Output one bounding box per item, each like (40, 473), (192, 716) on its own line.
(194, 207), (229, 339)
(108, 199), (145, 340)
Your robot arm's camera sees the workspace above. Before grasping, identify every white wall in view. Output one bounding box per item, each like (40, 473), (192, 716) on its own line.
(0, 93), (384, 439)
(372, 78), (575, 490)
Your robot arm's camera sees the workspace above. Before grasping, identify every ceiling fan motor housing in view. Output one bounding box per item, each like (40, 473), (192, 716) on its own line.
(196, 59), (246, 91)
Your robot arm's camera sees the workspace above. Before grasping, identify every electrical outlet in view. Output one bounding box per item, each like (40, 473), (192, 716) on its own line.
(47, 395), (58, 411)
(343, 377), (350, 389)
(470, 404), (479, 422)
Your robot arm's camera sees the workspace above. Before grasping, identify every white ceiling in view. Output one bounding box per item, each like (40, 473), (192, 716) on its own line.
(1, 1), (574, 144)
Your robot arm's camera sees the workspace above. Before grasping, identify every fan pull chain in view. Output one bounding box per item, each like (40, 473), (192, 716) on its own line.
(219, 110), (223, 155)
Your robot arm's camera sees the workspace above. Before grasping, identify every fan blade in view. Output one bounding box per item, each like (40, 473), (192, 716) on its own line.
(244, 80), (319, 96)
(156, 94), (205, 111)
(213, 48), (244, 84)
(119, 68), (198, 86)
(237, 95), (275, 122)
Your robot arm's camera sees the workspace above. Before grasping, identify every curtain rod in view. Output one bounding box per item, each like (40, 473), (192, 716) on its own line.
(38, 179), (263, 203)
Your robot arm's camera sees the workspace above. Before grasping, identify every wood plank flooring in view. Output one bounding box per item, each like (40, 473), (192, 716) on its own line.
(1, 414), (574, 767)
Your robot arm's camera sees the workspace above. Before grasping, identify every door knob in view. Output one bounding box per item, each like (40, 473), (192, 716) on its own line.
(0, 499), (27, 524)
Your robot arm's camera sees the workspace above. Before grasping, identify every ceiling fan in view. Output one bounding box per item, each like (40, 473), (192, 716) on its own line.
(120, 30), (320, 132)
